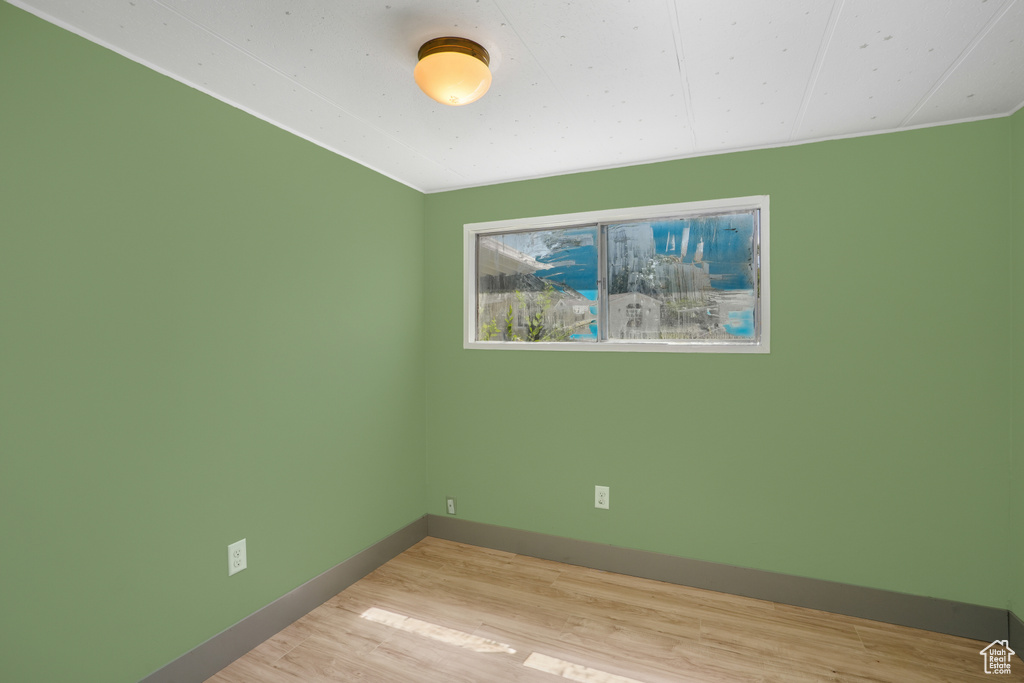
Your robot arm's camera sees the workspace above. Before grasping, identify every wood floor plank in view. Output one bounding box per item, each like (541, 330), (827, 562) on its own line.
(205, 537), (1023, 682)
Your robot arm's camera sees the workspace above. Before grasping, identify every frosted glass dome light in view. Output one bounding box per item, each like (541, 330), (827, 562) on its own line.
(414, 37), (491, 106)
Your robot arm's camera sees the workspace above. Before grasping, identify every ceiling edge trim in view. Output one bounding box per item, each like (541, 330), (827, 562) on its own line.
(7, 0), (432, 194)
(422, 110), (1019, 194)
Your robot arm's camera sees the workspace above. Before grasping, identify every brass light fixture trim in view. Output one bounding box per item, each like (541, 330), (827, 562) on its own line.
(417, 37), (490, 67)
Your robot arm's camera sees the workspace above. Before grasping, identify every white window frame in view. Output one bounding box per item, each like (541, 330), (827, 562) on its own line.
(464, 195), (770, 353)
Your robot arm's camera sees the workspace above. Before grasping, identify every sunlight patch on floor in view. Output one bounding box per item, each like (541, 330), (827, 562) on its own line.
(360, 607), (516, 654)
(524, 652), (649, 683)
(360, 606), (651, 681)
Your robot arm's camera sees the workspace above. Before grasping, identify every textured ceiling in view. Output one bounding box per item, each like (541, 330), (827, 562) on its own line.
(12, 0), (1024, 193)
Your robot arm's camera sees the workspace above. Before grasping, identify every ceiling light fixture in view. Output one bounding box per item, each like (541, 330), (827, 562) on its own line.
(414, 37), (491, 106)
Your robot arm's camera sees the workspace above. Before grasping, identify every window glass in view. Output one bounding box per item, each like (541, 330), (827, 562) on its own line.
(477, 226), (598, 342)
(607, 212), (757, 342)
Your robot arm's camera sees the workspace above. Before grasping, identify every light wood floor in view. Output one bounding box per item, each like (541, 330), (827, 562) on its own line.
(207, 537), (1022, 682)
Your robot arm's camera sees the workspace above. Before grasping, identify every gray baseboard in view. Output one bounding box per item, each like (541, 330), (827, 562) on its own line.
(138, 516), (428, 683)
(426, 515), (1007, 644)
(1010, 610), (1024, 653)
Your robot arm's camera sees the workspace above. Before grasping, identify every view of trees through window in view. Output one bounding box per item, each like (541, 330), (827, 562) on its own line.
(475, 207), (762, 346)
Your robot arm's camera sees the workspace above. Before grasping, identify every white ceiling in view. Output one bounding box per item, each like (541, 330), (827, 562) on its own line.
(12, 0), (1024, 193)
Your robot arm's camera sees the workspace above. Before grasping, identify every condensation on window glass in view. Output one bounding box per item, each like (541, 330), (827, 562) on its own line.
(607, 212), (757, 341)
(476, 226), (599, 342)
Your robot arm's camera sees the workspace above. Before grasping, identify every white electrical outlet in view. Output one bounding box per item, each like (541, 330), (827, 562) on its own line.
(595, 485), (610, 509)
(228, 538), (247, 576)
(446, 496), (457, 515)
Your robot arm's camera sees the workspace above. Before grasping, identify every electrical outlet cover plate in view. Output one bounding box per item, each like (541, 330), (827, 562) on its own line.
(228, 538), (247, 576)
(595, 485), (609, 509)
(446, 496), (457, 515)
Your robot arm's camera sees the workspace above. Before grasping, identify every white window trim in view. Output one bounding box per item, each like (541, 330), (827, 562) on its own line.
(464, 196), (770, 353)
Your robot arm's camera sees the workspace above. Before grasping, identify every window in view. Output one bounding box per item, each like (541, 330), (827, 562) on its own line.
(464, 196), (769, 353)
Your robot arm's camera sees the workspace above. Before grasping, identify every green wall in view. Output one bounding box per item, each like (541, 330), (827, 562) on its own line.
(3, 2), (1024, 680)
(0, 5), (425, 682)
(424, 119), (1015, 611)
(1013, 107), (1024, 618)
